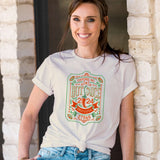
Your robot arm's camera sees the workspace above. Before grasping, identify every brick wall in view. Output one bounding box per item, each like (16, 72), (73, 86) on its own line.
(0, 0), (38, 160)
(127, 0), (160, 159)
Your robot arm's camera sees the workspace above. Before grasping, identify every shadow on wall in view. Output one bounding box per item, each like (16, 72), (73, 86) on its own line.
(0, 74), (4, 160)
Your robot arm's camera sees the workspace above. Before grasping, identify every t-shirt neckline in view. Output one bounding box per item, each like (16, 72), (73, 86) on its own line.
(72, 49), (102, 62)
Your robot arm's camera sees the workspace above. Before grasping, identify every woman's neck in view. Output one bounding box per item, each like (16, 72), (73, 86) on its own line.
(75, 46), (99, 59)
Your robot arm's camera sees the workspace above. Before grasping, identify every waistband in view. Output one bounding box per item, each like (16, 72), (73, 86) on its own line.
(38, 146), (111, 160)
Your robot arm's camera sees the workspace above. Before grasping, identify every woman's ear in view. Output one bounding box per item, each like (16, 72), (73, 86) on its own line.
(104, 16), (109, 23)
(101, 16), (109, 30)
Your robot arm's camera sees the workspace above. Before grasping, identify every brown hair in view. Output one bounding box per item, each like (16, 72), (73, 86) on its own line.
(59, 0), (128, 61)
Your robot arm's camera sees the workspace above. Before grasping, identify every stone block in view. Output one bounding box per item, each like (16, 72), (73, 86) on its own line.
(19, 57), (36, 75)
(135, 155), (151, 160)
(18, 41), (35, 58)
(127, 0), (151, 15)
(129, 39), (156, 61)
(157, 87), (160, 100)
(0, 5), (17, 23)
(1, 60), (19, 76)
(0, 4), (34, 22)
(157, 151), (160, 160)
(0, 23), (17, 41)
(0, 0), (33, 5)
(0, 0), (16, 6)
(1, 58), (35, 76)
(2, 77), (20, 99)
(0, 41), (35, 60)
(17, 22), (34, 40)
(2, 100), (26, 120)
(20, 79), (33, 98)
(2, 77), (33, 99)
(155, 0), (160, 13)
(0, 22), (34, 41)
(17, 0), (33, 4)
(17, 4), (34, 22)
(135, 131), (158, 154)
(135, 107), (157, 129)
(3, 144), (18, 160)
(3, 100), (21, 120)
(2, 121), (20, 144)
(157, 100), (160, 124)
(0, 41), (17, 59)
(159, 50), (160, 80)
(135, 61), (157, 83)
(134, 84), (157, 106)
(127, 16), (152, 36)
(154, 13), (160, 48)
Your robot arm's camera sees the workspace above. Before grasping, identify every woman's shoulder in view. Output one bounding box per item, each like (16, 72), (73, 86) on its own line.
(106, 53), (134, 63)
(45, 49), (74, 62)
(105, 53), (136, 73)
(118, 54), (136, 73)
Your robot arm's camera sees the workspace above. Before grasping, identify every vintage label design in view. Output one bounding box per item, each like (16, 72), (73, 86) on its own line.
(65, 71), (105, 125)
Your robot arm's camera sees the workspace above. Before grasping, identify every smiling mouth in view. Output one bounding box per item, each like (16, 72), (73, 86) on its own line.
(78, 33), (91, 38)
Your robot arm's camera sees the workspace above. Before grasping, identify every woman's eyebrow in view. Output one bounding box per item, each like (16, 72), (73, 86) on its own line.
(87, 16), (97, 18)
(71, 15), (80, 17)
(71, 15), (97, 18)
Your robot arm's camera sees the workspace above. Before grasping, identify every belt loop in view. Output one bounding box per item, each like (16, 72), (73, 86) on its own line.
(60, 146), (67, 157)
(88, 149), (92, 160)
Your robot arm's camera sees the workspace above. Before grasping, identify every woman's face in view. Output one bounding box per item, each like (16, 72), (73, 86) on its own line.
(70, 3), (105, 49)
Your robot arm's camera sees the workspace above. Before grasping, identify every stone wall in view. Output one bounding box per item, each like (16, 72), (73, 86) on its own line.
(127, 0), (160, 159)
(0, 0), (160, 160)
(0, 0), (38, 159)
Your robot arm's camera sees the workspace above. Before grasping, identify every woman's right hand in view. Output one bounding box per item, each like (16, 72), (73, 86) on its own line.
(21, 155), (40, 160)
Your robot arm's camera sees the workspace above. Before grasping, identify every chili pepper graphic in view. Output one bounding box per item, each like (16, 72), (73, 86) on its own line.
(82, 86), (87, 108)
(71, 100), (98, 114)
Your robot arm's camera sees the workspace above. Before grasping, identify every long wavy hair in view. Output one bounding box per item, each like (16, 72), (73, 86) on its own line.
(58, 0), (128, 61)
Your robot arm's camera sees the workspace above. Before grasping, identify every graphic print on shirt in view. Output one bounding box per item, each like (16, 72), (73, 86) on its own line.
(66, 71), (105, 125)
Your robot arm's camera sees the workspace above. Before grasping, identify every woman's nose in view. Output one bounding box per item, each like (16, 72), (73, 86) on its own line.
(80, 21), (87, 28)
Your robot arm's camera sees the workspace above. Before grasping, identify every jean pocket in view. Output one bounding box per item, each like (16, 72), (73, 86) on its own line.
(92, 150), (110, 160)
(38, 147), (63, 159)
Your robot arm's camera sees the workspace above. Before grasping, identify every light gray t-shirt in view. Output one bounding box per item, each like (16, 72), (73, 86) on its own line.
(32, 49), (138, 155)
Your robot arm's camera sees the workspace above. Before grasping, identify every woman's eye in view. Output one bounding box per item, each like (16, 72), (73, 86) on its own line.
(73, 18), (80, 21)
(87, 18), (95, 22)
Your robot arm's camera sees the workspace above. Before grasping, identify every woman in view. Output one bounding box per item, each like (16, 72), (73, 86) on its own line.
(18, 0), (137, 160)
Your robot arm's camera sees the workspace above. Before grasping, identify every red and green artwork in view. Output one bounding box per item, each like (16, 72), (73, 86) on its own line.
(66, 71), (105, 125)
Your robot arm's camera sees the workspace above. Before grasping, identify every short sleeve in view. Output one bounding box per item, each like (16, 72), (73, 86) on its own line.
(122, 60), (138, 99)
(32, 57), (54, 96)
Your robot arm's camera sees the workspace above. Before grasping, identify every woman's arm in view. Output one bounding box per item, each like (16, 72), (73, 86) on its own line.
(119, 91), (135, 160)
(18, 85), (48, 160)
